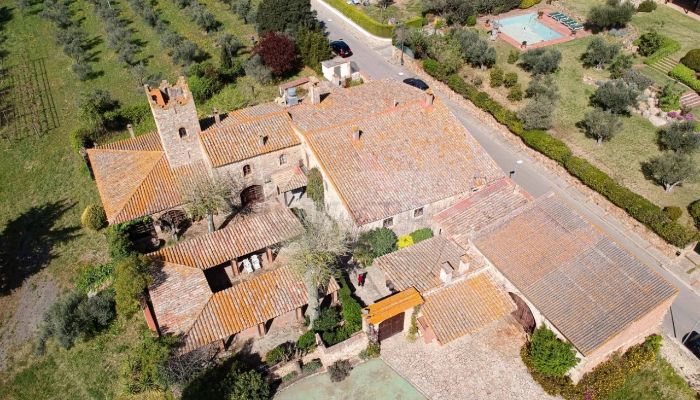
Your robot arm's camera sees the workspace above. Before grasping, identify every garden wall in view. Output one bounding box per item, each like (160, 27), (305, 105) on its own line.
(313, 331), (368, 365)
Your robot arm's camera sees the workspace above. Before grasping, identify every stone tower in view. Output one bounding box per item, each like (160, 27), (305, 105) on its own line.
(145, 76), (204, 168)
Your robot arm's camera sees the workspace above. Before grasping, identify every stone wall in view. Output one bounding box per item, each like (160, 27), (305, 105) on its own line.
(214, 145), (306, 203)
(313, 331), (368, 366)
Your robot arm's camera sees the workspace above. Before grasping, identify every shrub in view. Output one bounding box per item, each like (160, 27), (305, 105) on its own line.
(322, 0), (394, 37)
(297, 330), (317, 353)
(663, 206), (683, 221)
(642, 34), (681, 65)
(472, 75), (483, 87)
(282, 371), (298, 382)
(621, 68), (653, 91)
(507, 83), (523, 101)
(306, 167), (324, 210)
(256, 0), (318, 35)
(76, 263), (115, 293)
(669, 64), (700, 93)
(507, 49), (519, 64)
(188, 72), (222, 103)
(354, 227), (397, 266)
(680, 49), (700, 72)
(503, 72), (518, 87)
(490, 67), (504, 87)
(70, 126), (100, 150)
(520, 48), (561, 75)
(689, 200), (700, 228)
(114, 255), (151, 317)
(406, 304), (421, 342)
(338, 280), (362, 332)
(328, 359), (352, 382)
(637, 0), (656, 12)
(296, 28), (333, 72)
(81, 204), (107, 231)
(397, 234), (414, 249)
(265, 342), (294, 366)
(525, 75), (559, 101)
(519, 0), (541, 8)
(452, 29), (496, 68)
(359, 341), (381, 360)
(590, 79), (639, 114)
(302, 359), (323, 373)
(608, 54), (633, 78)
(637, 31), (663, 57)
(646, 152), (697, 193)
(409, 228), (433, 244)
(422, 58), (445, 81)
(529, 326), (579, 377)
(658, 82), (684, 112)
(314, 307), (341, 332)
(521, 129), (572, 164)
(466, 14), (476, 26)
(587, 0), (636, 31)
(105, 225), (134, 260)
(122, 331), (176, 394)
(659, 121), (700, 154)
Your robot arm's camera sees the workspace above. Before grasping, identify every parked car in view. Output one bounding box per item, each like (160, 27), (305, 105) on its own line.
(330, 40), (352, 58)
(402, 78), (429, 91)
(684, 331), (700, 359)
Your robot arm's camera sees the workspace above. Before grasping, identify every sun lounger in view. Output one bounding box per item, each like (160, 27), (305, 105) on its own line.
(251, 254), (261, 270)
(243, 258), (253, 273)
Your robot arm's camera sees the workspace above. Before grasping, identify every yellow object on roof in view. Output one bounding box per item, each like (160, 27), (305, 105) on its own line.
(364, 288), (424, 325)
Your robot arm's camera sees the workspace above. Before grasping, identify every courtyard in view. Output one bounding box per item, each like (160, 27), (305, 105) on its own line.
(274, 358), (426, 400)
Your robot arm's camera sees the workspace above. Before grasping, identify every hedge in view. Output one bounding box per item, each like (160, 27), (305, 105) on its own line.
(323, 0), (394, 37)
(642, 35), (681, 66)
(669, 64), (700, 93)
(421, 59), (699, 247)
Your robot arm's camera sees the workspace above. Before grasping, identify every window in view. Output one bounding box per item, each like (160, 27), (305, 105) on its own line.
(279, 154), (287, 165)
(413, 207), (424, 218)
(243, 164), (251, 176)
(383, 217), (394, 228)
(178, 127), (187, 138)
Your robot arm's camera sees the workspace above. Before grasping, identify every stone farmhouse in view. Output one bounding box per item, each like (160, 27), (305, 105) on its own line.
(87, 75), (677, 379)
(364, 177), (678, 380)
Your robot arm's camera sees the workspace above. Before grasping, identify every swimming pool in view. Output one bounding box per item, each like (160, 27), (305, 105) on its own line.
(497, 13), (563, 45)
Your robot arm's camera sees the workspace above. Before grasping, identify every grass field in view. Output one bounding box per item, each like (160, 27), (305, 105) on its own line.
(606, 357), (697, 400)
(0, 0), (299, 395)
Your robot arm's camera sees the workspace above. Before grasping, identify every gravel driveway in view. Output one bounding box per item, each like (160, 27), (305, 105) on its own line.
(380, 317), (558, 400)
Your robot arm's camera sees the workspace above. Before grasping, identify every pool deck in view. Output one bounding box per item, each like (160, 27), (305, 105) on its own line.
(480, 8), (591, 50)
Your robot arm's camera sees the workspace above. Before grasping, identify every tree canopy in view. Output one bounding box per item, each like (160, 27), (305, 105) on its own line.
(590, 79), (639, 114)
(582, 109), (623, 144)
(528, 326), (579, 377)
(256, 0), (317, 35)
(659, 121), (700, 154)
(520, 48), (562, 75)
(646, 152), (697, 193)
(582, 37), (620, 69)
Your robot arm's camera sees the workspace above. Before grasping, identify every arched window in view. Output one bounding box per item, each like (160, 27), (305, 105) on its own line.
(243, 164), (252, 176)
(279, 154), (287, 165)
(178, 127), (187, 138)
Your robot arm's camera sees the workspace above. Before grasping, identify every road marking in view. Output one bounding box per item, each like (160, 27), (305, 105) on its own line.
(398, 72), (404, 76)
(516, 159), (523, 164)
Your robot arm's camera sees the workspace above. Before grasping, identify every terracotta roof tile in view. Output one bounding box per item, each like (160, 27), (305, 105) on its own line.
(149, 203), (304, 269)
(364, 288), (424, 325)
(474, 194), (678, 355)
(374, 236), (468, 293)
(301, 98), (503, 224)
(271, 166), (308, 192)
(421, 272), (514, 344)
(88, 132), (207, 224)
(432, 178), (531, 248)
(200, 112), (300, 167)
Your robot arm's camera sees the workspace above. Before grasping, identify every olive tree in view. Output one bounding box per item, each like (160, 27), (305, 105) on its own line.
(646, 152), (697, 193)
(582, 109), (623, 145)
(659, 121), (700, 154)
(590, 79), (639, 114)
(582, 37), (620, 69)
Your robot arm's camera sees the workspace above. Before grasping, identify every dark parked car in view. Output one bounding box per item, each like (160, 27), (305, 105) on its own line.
(402, 78), (429, 91)
(330, 40), (352, 57)
(683, 331), (700, 359)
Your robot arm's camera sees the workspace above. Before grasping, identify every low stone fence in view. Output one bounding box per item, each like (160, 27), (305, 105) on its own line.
(310, 331), (368, 366)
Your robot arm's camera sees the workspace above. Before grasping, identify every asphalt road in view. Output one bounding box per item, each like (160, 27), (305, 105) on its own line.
(313, 1), (700, 345)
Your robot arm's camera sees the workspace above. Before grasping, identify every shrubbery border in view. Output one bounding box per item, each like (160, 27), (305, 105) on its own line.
(669, 64), (700, 93)
(422, 59), (698, 247)
(322, 0), (422, 38)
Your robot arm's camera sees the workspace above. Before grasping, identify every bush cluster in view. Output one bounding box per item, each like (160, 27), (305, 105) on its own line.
(521, 334), (663, 399)
(637, 31), (663, 57)
(410, 228), (433, 243)
(422, 64), (699, 247)
(641, 34), (681, 65)
(490, 67), (504, 87)
(328, 359), (352, 382)
(353, 227), (397, 266)
(586, 0), (636, 31)
(669, 64), (700, 93)
(680, 49), (700, 72)
(265, 342), (295, 366)
(528, 326), (579, 377)
(637, 0), (657, 12)
(296, 330), (317, 353)
(323, 0), (394, 37)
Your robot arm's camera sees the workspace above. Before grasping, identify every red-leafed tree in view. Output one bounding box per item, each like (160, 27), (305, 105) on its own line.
(252, 31), (298, 76)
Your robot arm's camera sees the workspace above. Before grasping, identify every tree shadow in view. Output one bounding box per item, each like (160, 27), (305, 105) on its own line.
(0, 200), (80, 295)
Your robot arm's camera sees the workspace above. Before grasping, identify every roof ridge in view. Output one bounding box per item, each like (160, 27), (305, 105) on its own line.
(203, 110), (290, 136)
(110, 153), (170, 223)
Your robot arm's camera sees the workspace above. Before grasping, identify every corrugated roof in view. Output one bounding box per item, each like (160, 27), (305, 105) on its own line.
(301, 97), (503, 225)
(374, 236), (468, 293)
(150, 203), (304, 269)
(87, 131), (207, 224)
(421, 272), (514, 344)
(364, 288), (424, 325)
(474, 194), (678, 355)
(432, 177), (531, 248)
(271, 166), (308, 193)
(200, 112), (300, 167)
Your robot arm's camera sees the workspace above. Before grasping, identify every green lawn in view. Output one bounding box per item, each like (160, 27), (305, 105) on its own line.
(606, 357), (697, 400)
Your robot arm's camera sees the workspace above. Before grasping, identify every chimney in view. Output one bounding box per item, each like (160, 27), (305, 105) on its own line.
(213, 108), (220, 124)
(127, 124), (135, 138)
(393, 99), (399, 107)
(439, 262), (454, 284)
(352, 126), (361, 141)
(458, 254), (470, 275)
(425, 89), (435, 106)
(309, 84), (321, 105)
(259, 135), (268, 146)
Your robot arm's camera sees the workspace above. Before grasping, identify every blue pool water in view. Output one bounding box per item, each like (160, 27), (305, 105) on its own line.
(497, 13), (563, 44)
